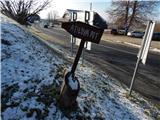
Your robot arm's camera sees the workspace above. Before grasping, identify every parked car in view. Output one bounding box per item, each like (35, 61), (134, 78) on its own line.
(44, 24), (49, 28)
(111, 29), (118, 35)
(152, 32), (160, 41)
(118, 29), (125, 35)
(127, 31), (144, 38)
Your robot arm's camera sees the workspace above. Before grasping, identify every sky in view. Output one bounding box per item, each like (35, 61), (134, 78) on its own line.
(39, 0), (111, 20)
(39, 0), (160, 21)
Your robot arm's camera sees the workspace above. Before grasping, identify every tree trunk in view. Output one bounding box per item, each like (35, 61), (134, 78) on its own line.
(124, 1), (129, 35)
(128, 1), (137, 31)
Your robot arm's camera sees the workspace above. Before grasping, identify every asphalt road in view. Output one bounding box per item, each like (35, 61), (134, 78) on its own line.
(35, 25), (160, 102)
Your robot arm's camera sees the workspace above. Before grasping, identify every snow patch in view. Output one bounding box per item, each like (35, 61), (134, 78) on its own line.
(68, 74), (78, 90)
(20, 97), (45, 110)
(2, 107), (25, 120)
(152, 48), (160, 53)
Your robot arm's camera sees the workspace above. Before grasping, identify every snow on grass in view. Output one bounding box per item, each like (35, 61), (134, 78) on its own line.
(2, 107), (26, 120)
(1, 14), (159, 120)
(1, 14), (63, 119)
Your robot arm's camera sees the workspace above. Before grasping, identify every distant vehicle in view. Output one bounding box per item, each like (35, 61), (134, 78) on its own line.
(118, 29), (125, 35)
(44, 24), (49, 28)
(152, 32), (160, 41)
(110, 28), (125, 35)
(127, 31), (144, 38)
(111, 29), (118, 35)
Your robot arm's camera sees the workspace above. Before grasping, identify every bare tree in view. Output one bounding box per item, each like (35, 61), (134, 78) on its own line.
(47, 10), (58, 26)
(0, 0), (50, 25)
(107, 0), (159, 35)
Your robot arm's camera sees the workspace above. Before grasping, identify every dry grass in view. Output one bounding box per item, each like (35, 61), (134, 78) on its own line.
(29, 26), (160, 49)
(28, 27), (67, 46)
(102, 34), (160, 49)
(28, 27), (53, 41)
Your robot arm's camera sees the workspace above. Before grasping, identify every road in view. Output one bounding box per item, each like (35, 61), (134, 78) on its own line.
(34, 25), (160, 102)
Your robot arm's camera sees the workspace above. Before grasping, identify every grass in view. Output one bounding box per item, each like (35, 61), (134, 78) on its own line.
(28, 27), (53, 41)
(28, 27), (67, 46)
(102, 33), (160, 49)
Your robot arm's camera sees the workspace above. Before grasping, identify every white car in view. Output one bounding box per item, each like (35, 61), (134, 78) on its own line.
(127, 31), (144, 38)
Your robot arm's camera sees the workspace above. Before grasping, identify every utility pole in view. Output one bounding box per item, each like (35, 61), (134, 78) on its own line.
(90, 2), (92, 11)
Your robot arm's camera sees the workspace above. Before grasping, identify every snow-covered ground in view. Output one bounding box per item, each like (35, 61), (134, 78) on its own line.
(1, 14), (160, 120)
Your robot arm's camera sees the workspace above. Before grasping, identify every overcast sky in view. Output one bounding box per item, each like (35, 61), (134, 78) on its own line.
(39, 0), (111, 20)
(39, 0), (160, 21)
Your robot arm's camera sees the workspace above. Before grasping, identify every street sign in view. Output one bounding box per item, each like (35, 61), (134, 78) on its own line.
(139, 21), (155, 64)
(62, 21), (104, 44)
(129, 20), (155, 96)
(62, 21), (103, 73)
(137, 21), (155, 65)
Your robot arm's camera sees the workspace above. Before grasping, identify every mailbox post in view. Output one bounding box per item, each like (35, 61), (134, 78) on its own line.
(82, 11), (90, 65)
(70, 12), (77, 57)
(59, 21), (104, 108)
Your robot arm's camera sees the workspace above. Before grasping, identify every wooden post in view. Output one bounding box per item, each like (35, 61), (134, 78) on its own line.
(71, 40), (85, 73)
(59, 40), (85, 108)
(59, 72), (80, 108)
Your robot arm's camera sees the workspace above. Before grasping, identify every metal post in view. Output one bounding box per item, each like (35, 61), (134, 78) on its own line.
(81, 11), (90, 65)
(81, 46), (85, 65)
(71, 35), (74, 57)
(70, 12), (77, 57)
(128, 21), (152, 96)
(90, 3), (92, 11)
(129, 58), (141, 95)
